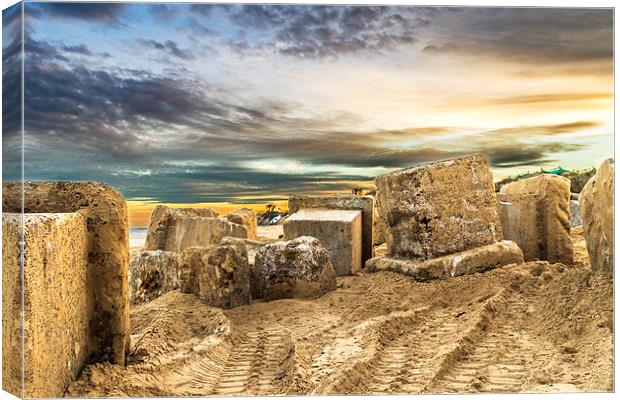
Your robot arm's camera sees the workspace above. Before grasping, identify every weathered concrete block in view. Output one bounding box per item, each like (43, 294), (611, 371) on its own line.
(283, 209), (362, 276)
(288, 195), (374, 262)
(500, 174), (573, 264)
(3, 213), (92, 397)
(375, 154), (502, 260)
(372, 201), (387, 246)
(366, 241), (524, 281)
(227, 208), (257, 240)
(580, 158), (614, 275)
(145, 205), (247, 252)
(178, 238), (251, 308)
(3, 181), (130, 365)
(253, 236), (337, 300)
(129, 250), (180, 304)
(497, 193), (542, 261)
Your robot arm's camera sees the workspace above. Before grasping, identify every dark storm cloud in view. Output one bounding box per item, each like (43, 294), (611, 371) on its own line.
(197, 5), (425, 58)
(17, 36), (597, 201)
(137, 38), (195, 60)
(422, 8), (613, 66)
(2, 3), (22, 181)
(28, 3), (127, 24)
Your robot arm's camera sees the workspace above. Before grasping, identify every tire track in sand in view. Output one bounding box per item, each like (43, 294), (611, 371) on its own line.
(363, 306), (485, 394)
(213, 328), (292, 396)
(426, 288), (537, 393)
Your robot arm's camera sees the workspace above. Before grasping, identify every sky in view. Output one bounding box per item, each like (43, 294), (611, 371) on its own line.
(2, 3), (614, 227)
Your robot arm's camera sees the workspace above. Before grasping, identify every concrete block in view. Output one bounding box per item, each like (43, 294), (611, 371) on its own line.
(253, 236), (337, 300)
(497, 193), (542, 262)
(178, 238), (251, 308)
(129, 250), (180, 304)
(500, 174), (573, 264)
(3, 213), (92, 397)
(375, 154), (502, 260)
(284, 209), (362, 276)
(3, 181), (130, 365)
(580, 158), (614, 275)
(288, 195), (374, 262)
(226, 208), (257, 240)
(145, 205), (247, 252)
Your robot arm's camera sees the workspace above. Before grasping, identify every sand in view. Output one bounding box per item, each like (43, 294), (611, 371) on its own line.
(67, 226), (613, 396)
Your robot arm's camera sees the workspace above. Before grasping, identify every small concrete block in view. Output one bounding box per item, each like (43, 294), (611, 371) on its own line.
(284, 209), (362, 276)
(288, 195), (374, 262)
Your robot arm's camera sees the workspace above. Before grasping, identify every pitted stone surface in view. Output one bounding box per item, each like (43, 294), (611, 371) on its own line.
(129, 250), (180, 304)
(253, 236), (337, 300)
(580, 158), (614, 275)
(375, 154), (502, 260)
(3, 213), (91, 397)
(366, 241), (524, 282)
(3, 181), (130, 365)
(178, 238), (251, 308)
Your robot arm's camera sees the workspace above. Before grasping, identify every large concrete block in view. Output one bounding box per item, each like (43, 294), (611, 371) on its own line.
(3, 213), (92, 397)
(253, 236), (337, 300)
(178, 238), (251, 308)
(500, 174), (573, 264)
(145, 205), (247, 252)
(288, 195), (374, 262)
(129, 250), (180, 304)
(375, 154), (502, 260)
(3, 181), (130, 365)
(283, 209), (362, 276)
(580, 158), (614, 275)
(226, 208), (257, 240)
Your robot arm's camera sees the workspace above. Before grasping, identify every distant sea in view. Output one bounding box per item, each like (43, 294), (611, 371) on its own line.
(130, 228), (147, 248)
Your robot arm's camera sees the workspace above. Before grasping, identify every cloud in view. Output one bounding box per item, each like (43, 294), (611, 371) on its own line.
(421, 8), (612, 67)
(486, 93), (612, 106)
(62, 43), (93, 56)
(137, 39), (195, 60)
(149, 4), (182, 22)
(191, 5), (425, 58)
(28, 3), (127, 24)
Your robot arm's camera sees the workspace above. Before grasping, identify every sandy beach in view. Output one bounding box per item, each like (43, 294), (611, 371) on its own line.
(67, 227), (613, 396)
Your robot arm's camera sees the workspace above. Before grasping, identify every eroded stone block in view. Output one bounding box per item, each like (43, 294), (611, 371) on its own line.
(227, 208), (257, 240)
(283, 209), (362, 276)
(375, 154), (502, 260)
(253, 236), (337, 300)
(178, 238), (251, 308)
(580, 158), (614, 275)
(145, 205), (247, 252)
(3, 213), (92, 398)
(2, 181), (130, 365)
(288, 195), (374, 262)
(497, 193), (542, 261)
(129, 250), (180, 304)
(500, 174), (573, 264)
